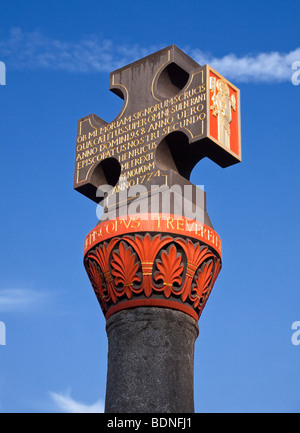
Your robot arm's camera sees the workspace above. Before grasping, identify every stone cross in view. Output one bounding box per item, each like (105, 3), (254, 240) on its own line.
(76, 45), (242, 413)
(74, 45), (241, 211)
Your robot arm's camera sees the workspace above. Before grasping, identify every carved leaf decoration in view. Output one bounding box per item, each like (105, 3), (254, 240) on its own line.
(85, 232), (222, 320)
(86, 238), (119, 303)
(125, 234), (173, 263)
(85, 260), (108, 312)
(111, 242), (141, 299)
(124, 234), (173, 297)
(154, 245), (184, 298)
(210, 258), (222, 288)
(179, 240), (214, 267)
(199, 258), (222, 313)
(175, 239), (214, 302)
(192, 260), (214, 308)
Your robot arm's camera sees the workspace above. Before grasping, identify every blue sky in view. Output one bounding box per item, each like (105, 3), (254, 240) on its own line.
(0, 0), (299, 413)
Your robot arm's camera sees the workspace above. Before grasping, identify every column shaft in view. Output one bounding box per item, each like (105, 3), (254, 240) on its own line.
(105, 307), (199, 413)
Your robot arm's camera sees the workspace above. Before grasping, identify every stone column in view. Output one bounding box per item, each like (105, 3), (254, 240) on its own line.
(105, 307), (199, 413)
(73, 44), (241, 414)
(84, 213), (222, 413)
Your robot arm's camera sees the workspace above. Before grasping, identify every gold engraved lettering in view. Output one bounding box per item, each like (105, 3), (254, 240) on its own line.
(76, 83), (206, 183)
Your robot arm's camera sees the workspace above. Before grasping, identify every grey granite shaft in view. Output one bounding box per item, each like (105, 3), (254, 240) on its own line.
(105, 307), (199, 413)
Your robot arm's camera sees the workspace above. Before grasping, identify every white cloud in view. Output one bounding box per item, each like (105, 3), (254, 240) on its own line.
(0, 27), (299, 82)
(0, 27), (154, 73)
(191, 48), (300, 83)
(0, 288), (48, 312)
(50, 391), (104, 413)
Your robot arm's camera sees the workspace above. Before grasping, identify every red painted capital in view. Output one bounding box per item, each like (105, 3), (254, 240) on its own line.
(84, 214), (222, 322)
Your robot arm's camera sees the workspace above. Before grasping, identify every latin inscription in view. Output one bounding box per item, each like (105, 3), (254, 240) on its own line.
(84, 214), (222, 258)
(76, 84), (206, 189)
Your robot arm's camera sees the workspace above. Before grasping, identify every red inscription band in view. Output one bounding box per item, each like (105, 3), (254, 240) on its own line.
(84, 214), (222, 258)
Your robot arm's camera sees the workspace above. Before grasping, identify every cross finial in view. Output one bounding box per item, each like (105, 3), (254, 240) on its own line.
(74, 45), (241, 210)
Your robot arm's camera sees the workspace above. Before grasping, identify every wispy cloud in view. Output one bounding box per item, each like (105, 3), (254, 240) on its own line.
(0, 27), (155, 73)
(0, 288), (49, 312)
(50, 391), (104, 413)
(0, 27), (298, 83)
(191, 48), (300, 83)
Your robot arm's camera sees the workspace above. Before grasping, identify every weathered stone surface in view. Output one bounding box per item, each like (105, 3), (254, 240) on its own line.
(105, 307), (199, 413)
(74, 45), (241, 210)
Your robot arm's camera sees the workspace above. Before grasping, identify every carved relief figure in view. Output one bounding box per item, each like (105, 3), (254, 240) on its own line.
(210, 78), (236, 149)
